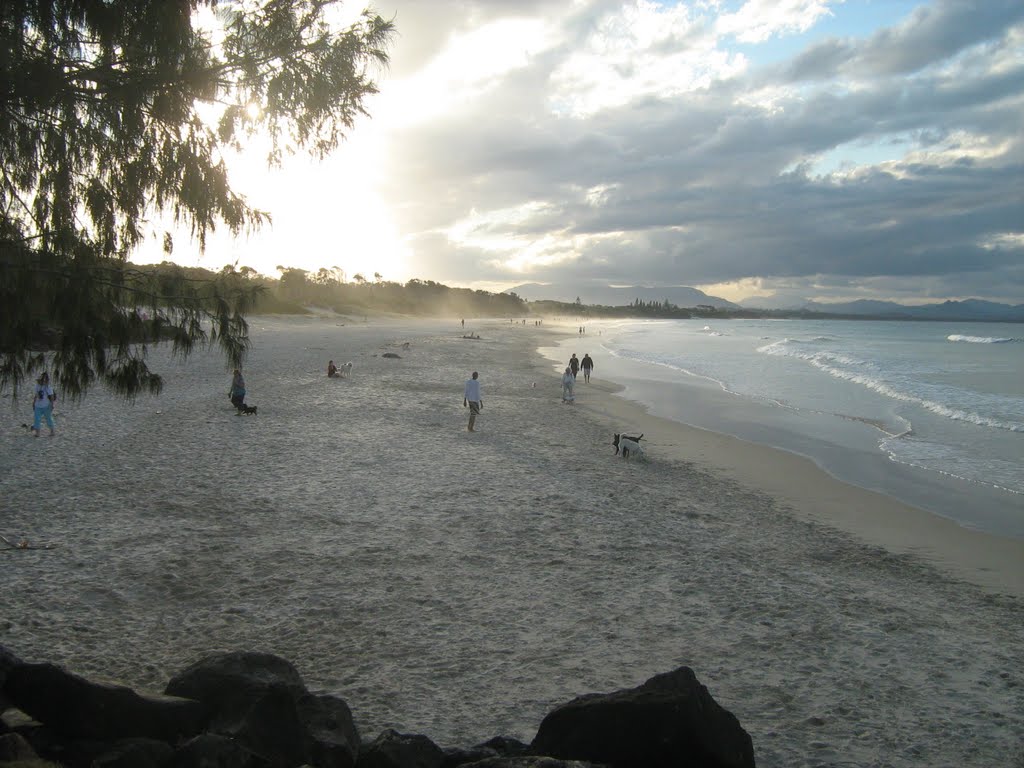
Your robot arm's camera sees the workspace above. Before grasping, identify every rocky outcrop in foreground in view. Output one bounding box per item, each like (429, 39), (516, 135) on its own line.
(0, 645), (755, 768)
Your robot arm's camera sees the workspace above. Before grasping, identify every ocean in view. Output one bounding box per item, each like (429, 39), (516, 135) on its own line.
(542, 318), (1024, 539)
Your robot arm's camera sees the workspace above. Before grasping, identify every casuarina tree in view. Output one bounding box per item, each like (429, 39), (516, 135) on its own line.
(0, 0), (394, 401)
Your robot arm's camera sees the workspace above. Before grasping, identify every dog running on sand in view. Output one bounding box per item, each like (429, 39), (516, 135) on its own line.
(613, 432), (644, 459)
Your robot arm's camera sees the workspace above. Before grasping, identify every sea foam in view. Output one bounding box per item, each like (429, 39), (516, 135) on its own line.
(947, 334), (1016, 344)
(759, 339), (1024, 433)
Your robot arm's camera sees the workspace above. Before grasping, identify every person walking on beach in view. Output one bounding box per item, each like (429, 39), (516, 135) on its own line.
(463, 371), (482, 431)
(569, 353), (580, 379)
(31, 372), (56, 436)
(580, 353), (594, 383)
(229, 369), (247, 410)
(561, 366), (575, 403)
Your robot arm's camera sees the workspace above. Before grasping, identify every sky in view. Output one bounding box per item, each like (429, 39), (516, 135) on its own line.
(138, 0), (1024, 307)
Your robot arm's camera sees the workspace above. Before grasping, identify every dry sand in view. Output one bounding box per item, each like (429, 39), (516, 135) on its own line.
(1, 315), (1022, 767)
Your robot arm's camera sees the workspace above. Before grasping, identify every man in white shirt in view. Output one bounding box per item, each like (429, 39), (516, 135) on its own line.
(463, 371), (482, 432)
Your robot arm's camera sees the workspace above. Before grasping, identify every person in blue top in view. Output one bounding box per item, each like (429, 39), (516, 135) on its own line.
(31, 371), (56, 436)
(229, 369), (247, 410)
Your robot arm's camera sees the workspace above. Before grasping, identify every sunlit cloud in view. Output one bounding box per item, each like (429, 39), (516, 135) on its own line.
(133, 0), (1024, 306)
(376, 17), (558, 127)
(549, 1), (746, 117)
(715, 0), (839, 44)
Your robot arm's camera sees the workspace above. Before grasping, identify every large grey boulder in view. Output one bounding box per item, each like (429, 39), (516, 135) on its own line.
(171, 732), (272, 768)
(441, 736), (531, 768)
(459, 760), (603, 768)
(165, 652), (359, 768)
(0, 732), (39, 762)
(91, 737), (175, 768)
(2, 661), (205, 742)
(530, 667), (755, 768)
(165, 652), (307, 714)
(358, 728), (445, 768)
(0, 645), (22, 713)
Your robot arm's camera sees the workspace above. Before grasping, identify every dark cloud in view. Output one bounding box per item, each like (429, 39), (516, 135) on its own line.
(375, 0), (1024, 304)
(785, 0), (1024, 80)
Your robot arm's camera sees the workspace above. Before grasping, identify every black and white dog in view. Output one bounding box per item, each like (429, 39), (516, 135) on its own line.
(613, 432), (644, 459)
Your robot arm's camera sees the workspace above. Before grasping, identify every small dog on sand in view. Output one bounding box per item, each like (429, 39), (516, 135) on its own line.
(338, 361), (353, 378)
(613, 432), (644, 459)
(238, 404), (258, 415)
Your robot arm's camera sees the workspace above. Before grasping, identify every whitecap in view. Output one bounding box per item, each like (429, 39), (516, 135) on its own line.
(947, 334), (1015, 344)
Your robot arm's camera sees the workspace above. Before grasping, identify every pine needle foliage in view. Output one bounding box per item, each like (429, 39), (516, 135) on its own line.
(0, 0), (394, 401)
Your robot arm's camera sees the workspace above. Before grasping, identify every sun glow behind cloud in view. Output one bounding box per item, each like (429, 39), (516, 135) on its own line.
(376, 17), (556, 128)
(132, 0), (1023, 304)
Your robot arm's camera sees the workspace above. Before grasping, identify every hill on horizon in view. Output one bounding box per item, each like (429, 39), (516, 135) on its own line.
(509, 283), (1023, 321)
(775, 298), (1024, 321)
(509, 282), (740, 309)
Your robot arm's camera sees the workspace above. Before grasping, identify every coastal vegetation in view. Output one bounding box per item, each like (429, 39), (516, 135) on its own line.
(0, 1), (394, 402)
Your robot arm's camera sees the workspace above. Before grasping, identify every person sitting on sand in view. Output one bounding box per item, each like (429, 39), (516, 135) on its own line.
(229, 369), (246, 410)
(327, 360), (338, 378)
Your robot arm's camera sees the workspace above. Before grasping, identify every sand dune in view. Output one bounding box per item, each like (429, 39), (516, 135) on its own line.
(1, 315), (1021, 767)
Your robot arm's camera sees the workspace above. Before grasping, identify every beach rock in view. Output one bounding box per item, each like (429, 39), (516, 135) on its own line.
(92, 737), (175, 768)
(0, 644), (20, 713)
(2, 660), (205, 742)
(299, 693), (361, 768)
(358, 728), (445, 768)
(0, 644), (20, 680)
(0, 731), (38, 761)
(165, 651), (307, 710)
(381, 352), (402, 358)
(530, 667), (755, 768)
(441, 736), (530, 767)
(215, 684), (310, 766)
(171, 732), (272, 768)
(164, 652), (359, 768)
(456, 759), (602, 768)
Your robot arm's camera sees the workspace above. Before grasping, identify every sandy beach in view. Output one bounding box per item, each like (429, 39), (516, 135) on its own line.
(1, 315), (1022, 767)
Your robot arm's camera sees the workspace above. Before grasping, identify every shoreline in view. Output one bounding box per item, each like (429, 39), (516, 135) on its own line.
(539, 319), (1024, 541)
(534, 323), (1024, 599)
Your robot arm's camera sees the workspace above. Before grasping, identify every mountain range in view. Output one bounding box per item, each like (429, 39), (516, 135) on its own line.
(509, 283), (740, 309)
(508, 283), (1024, 321)
(794, 298), (1024, 321)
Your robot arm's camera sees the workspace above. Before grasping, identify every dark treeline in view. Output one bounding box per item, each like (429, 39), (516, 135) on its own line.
(140, 263), (935, 322)
(141, 262), (992, 324)
(135, 263), (529, 318)
(530, 299), (695, 319)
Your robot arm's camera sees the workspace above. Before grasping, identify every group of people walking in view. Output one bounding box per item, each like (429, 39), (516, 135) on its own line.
(562, 352), (593, 403)
(461, 350), (594, 432)
(220, 346), (591, 434)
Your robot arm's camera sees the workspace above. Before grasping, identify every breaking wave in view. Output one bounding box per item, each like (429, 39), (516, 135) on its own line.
(759, 339), (1024, 433)
(947, 334), (1017, 344)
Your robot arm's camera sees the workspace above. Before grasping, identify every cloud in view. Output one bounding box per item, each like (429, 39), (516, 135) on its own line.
(284, 0), (1024, 305)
